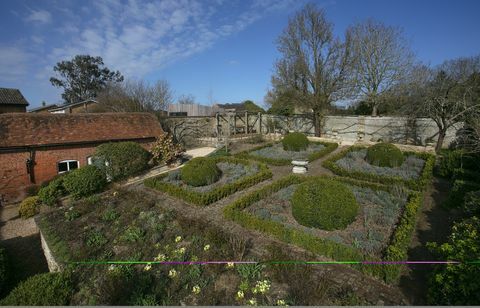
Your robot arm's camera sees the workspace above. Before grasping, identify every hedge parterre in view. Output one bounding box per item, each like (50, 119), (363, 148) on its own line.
(145, 157), (272, 206)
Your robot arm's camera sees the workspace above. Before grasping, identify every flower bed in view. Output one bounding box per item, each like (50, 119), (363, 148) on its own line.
(236, 141), (338, 166)
(322, 146), (435, 190)
(224, 175), (424, 283)
(144, 157), (272, 206)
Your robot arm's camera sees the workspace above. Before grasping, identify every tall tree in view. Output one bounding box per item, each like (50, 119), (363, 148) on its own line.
(348, 19), (414, 116)
(50, 55), (124, 104)
(421, 56), (480, 152)
(96, 79), (172, 112)
(270, 3), (353, 135)
(177, 94), (195, 105)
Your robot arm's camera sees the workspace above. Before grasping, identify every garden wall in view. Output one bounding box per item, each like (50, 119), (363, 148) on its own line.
(160, 114), (461, 148)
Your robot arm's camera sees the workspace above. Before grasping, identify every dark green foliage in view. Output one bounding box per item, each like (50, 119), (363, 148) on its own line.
(282, 132), (309, 151)
(63, 165), (107, 199)
(366, 143), (404, 167)
(86, 230), (108, 247)
(452, 168), (480, 182)
(435, 149), (479, 178)
(323, 146), (435, 190)
(291, 178), (358, 230)
(223, 174), (424, 283)
(0, 272), (73, 305)
(94, 142), (151, 181)
(237, 141), (338, 165)
(180, 157), (221, 187)
(242, 100), (265, 113)
(38, 176), (66, 206)
(145, 157), (272, 206)
(0, 246), (8, 296)
(444, 179), (480, 208)
(463, 190), (480, 216)
(427, 217), (480, 305)
(19, 196), (39, 219)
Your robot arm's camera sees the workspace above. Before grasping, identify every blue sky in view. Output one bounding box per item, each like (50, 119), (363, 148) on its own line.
(1, 0), (479, 109)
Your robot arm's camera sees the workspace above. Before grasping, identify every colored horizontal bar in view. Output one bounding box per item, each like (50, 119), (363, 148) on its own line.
(69, 260), (475, 265)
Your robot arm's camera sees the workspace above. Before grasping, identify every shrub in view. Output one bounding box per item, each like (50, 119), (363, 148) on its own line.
(63, 165), (107, 199)
(291, 178), (359, 230)
(282, 132), (309, 151)
(180, 157), (222, 187)
(19, 196), (39, 219)
(444, 179), (480, 208)
(366, 143), (404, 167)
(151, 133), (184, 165)
(94, 142), (151, 181)
(0, 246), (8, 296)
(0, 272), (73, 306)
(38, 176), (66, 206)
(463, 190), (480, 216)
(427, 217), (480, 305)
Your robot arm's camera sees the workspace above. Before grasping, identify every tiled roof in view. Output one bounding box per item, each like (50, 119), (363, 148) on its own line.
(0, 88), (29, 106)
(28, 104), (58, 112)
(0, 113), (163, 148)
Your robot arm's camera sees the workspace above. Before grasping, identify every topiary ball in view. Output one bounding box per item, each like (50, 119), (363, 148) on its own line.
(366, 142), (404, 168)
(19, 196), (39, 219)
(291, 178), (359, 230)
(282, 132), (309, 152)
(180, 157), (221, 187)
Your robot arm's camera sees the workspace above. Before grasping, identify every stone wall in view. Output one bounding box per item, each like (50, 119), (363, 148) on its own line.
(160, 114), (462, 148)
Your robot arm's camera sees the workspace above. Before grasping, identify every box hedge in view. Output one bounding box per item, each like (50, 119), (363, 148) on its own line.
(37, 176), (66, 206)
(223, 174), (424, 284)
(180, 157), (222, 187)
(366, 142), (405, 168)
(19, 196), (39, 219)
(282, 132), (309, 151)
(144, 157), (272, 206)
(236, 141), (338, 166)
(63, 165), (107, 199)
(322, 146), (435, 191)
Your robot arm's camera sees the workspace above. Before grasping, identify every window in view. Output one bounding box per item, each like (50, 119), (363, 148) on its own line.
(57, 160), (79, 174)
(87, 156), (93, 165)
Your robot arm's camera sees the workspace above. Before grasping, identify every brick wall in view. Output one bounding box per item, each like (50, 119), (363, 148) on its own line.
(0, 140), (154, 205)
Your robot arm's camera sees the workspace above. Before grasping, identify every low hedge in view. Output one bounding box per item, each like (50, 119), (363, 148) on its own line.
(224, 174), (424, 283)
(236, 141), (338, 166)
(37, 176), (66, 206)
(322, 146), (435, 191)
(291, 178), (358, 230)
(0, 272), (73, 305)
(19, 196), (39, 219)
(282, 132), (309, 151)
(180, 157), (222, 187)
(63, 165), (108, 199)
(144, 157), (272, 206)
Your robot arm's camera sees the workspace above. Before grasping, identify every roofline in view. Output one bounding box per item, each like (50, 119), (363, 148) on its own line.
(0, 136), (156, 154)
(28, 104), (58, 112)
(0, 88), (30, 106)
(49, 99), (98, 111)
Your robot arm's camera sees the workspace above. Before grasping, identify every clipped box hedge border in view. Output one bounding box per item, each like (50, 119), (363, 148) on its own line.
(322, 146), (435, 191)
(223, 174), (424, 284)
(144, 157), (272, 206)
(235, 141), (338, 166)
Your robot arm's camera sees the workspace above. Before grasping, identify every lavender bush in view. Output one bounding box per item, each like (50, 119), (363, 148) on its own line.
(250, 143), (325, 160)
(336, 149), (425, 180)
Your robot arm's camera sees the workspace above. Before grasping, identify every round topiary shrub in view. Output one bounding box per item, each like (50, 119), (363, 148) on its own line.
(291, 178), (359, 230)
(37, 176), (66, 206)
(180, 157), (221, 187)
(282, 132), (309, 152)
(19, 196), (39, 219)
(0, 272), (73, 306)
(63, 165), (107, 199)
(366, 142), (404, 168)
(94, 142), (152, 181)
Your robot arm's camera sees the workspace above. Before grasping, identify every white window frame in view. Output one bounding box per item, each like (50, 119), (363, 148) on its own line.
(87, 156), (93, 165)
(57, 160), (80, 174)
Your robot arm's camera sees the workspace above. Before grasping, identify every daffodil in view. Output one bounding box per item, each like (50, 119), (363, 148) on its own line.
(175, 236), (182, 243)
(108, 264), (116, 271)
(276, 299), (287, 306)
(154, 253), (166, 262)
(252, 280), (270, 294)
(203, 244), (210, 251)
(236, 290), (244, 299)
(144, 263), (152, 271)
(226, 262), (234, 269)
(112, 191), (118, 197)
(192, 285), (201, 294)
(178, 247), (186, 254)
(168, 268), (177, 278)
(247, 298), (257, 306)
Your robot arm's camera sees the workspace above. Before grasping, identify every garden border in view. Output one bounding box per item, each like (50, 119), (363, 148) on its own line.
(322, 146), (435, 190)
(235, 141), (338, 166)
(144, 157), (272, 206)
(223, 174), (424, 283)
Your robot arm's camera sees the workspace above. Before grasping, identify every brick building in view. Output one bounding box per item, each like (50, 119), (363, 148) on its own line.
(0, 88), (29, 113)
(0, 113), (163, 204)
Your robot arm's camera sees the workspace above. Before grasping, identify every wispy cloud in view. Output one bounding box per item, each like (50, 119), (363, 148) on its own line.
(0, 46), (30, 82)
(25, 9), (51, 24)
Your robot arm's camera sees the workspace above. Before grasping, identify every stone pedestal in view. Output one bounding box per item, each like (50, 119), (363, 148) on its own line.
(292, 159), (308, 174)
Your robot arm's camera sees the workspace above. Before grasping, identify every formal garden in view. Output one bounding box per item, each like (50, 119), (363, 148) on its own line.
(1, 132), (479, 305)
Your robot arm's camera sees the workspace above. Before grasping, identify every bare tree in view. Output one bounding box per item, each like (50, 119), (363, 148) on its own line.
(97, 79), (173, 112)
(177, 94), (196, 105)
(270, 3), (353, 136)
(421, 55), (480, 152)
(348, 19), (414, 116)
